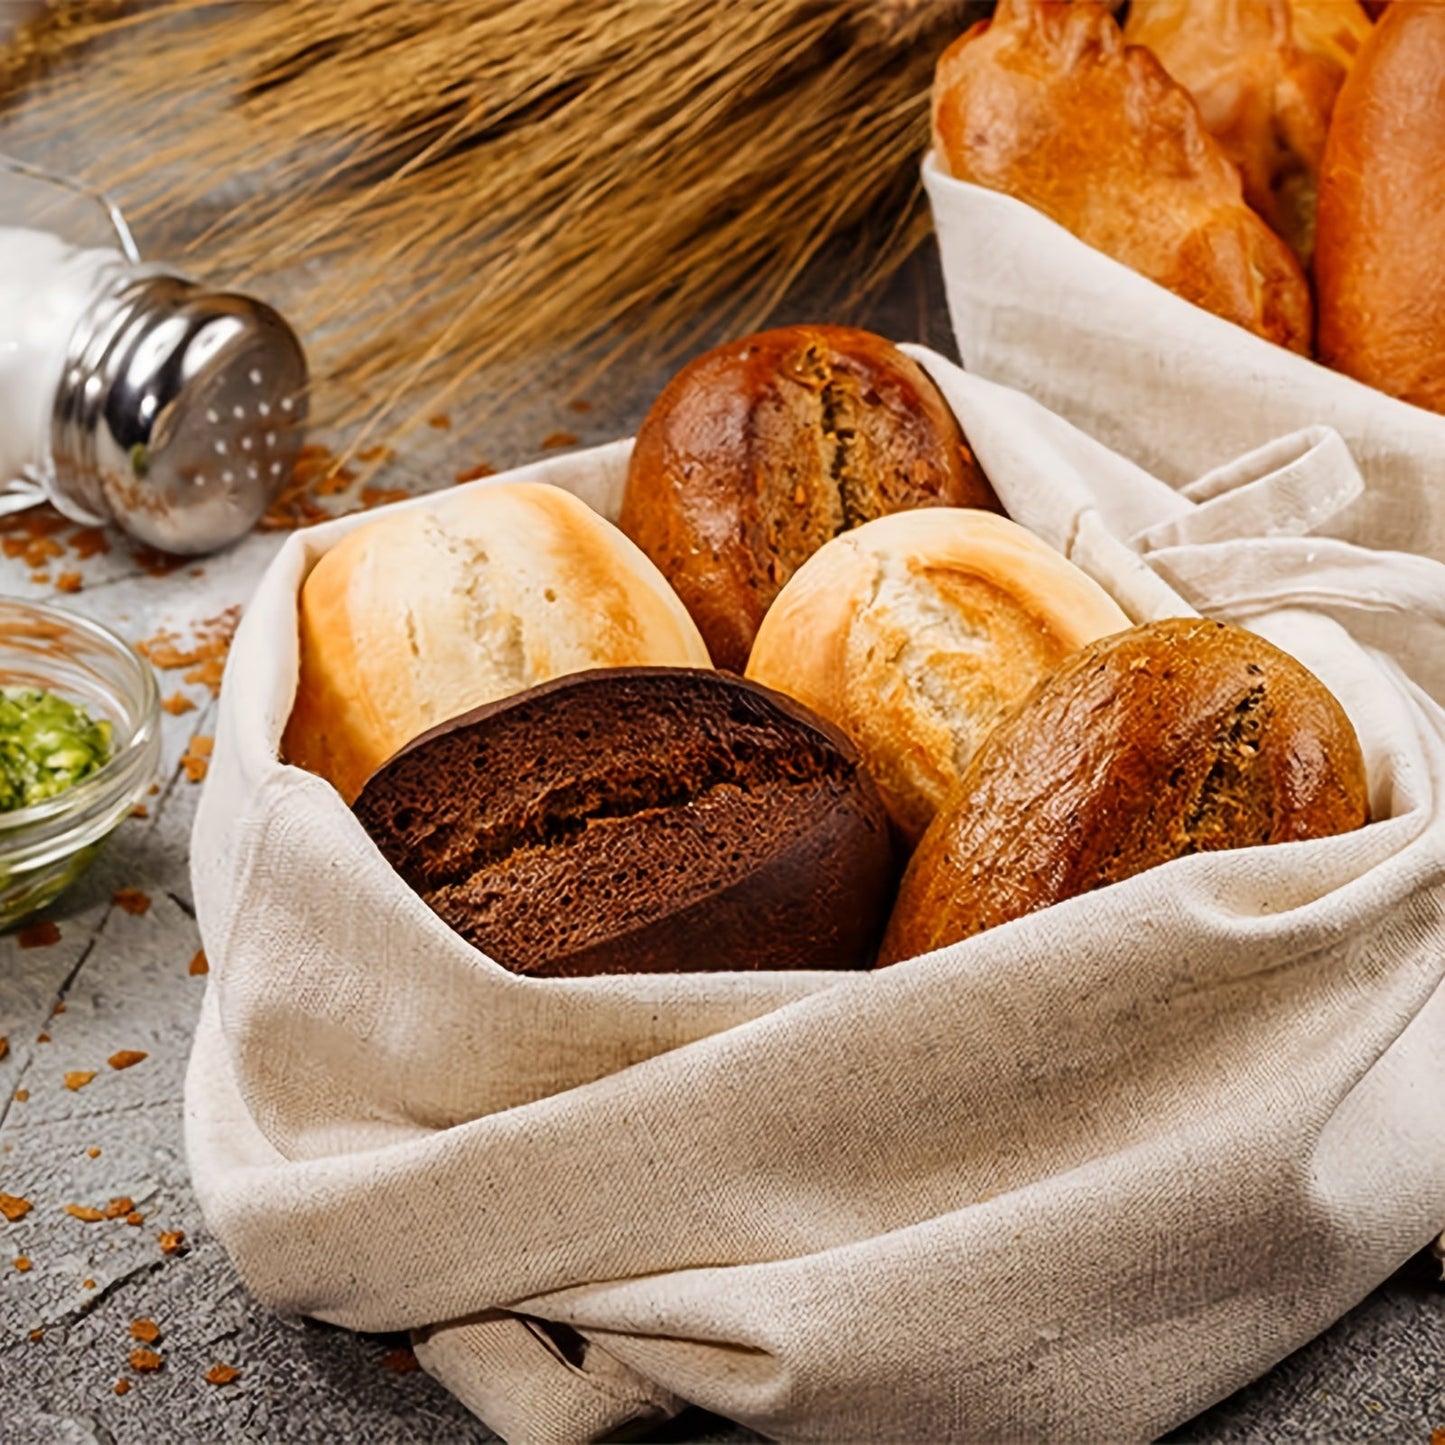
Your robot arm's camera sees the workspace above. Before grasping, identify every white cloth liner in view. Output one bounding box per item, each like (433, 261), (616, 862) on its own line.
(186, 346), (1445, 1442)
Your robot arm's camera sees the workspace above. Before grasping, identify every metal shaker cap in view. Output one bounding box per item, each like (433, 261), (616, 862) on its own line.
(52, 272), (308, 555)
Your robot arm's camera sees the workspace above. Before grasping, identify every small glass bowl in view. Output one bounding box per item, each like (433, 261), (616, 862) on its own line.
(0, 598), (161, 929)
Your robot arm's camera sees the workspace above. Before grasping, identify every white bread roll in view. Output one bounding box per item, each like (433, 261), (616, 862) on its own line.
(745, 508), (1130, 842)
(283, 482), (711, 801)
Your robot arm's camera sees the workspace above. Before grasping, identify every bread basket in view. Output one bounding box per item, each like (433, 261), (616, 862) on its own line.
(186, 349), (1445, 1443)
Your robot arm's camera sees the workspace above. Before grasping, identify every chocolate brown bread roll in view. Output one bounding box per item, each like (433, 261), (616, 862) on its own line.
(618, 325), (1001, 672)
(879, 618), (1368, 965)
(354, 668), (895, 977)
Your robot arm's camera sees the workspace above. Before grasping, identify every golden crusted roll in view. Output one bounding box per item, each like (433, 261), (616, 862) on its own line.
(1124, 0), (1369, 264)
(879, 618), (1370, 965)
(283, 482), (711, 801)
(618, 325), (1000, 673)
(1315, 0), (1445, 415)
(933, 0), (1313, 352)
(745, 508), (1130, 844)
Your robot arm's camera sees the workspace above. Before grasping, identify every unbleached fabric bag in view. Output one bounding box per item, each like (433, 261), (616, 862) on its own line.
(186, 349), (1445, 1444)
(923, 155), (1445, 573)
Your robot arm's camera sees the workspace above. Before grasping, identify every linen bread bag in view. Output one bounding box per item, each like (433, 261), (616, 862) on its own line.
(187, 349), (1445, 1443)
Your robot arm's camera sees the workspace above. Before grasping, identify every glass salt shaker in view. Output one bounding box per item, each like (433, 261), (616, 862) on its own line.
(0, 154), (308, 555)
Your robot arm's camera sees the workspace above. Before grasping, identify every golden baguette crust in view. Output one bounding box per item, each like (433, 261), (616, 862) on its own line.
(283, 482), (711, 802)
(879, 617), (1369, 965)
(745, 508), (1130, 844)
(934, 0), (1313, 351)
(1315, 1), (1445, 415)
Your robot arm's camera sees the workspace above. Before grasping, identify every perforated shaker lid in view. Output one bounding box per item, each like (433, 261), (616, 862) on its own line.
(52, 272), (308, 555)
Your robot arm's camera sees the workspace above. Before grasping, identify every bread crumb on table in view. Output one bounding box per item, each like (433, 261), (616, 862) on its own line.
(112, 888), (151, 916)
(128, 1347), (163, 1373)
(113, 1379), (130, 1396)
(0, 1192), (33, 1222)
(129, 1318), (160, 1344)
(13, 1255), (31, 1271)
(189, 949), (209, 976)
(17, 921), (60, 948)
(64, 1071), (96, 1091)
(108, 1050), (147, 1071)
(64, 1203), (106, 1222)
(157, 1229), (186, 1256)
(205, 1362), (242, 1386)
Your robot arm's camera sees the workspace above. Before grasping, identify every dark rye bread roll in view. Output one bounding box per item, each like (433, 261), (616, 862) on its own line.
(353, 668), (895, 977)
(618, 325), (1001, 672)
(879, 618), (1369, 965)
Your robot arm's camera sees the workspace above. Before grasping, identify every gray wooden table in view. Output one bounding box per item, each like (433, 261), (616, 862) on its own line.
(0, 99), (1439, 1442)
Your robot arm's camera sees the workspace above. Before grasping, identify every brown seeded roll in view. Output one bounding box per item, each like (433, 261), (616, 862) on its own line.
(879, 617), (1369, 965)
(618, 325), (1001, 672)
(353, 667), (895, 977)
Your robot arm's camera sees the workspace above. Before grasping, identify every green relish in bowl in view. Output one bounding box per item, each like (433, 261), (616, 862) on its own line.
(0, 599), (160, 929)
(0, 688), (113, 812)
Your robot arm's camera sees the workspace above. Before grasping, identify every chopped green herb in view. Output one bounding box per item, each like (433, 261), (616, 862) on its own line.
(0, 689), (112, 812)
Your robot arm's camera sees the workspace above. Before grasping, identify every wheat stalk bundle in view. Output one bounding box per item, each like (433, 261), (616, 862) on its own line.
(2, 0), (984, 437)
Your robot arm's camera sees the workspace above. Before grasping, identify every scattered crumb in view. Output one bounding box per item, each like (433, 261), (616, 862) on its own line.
(29, 1328), (43, 1342)
(3, 534), (63, 567)
(29, 570), (51, 585)
(13, 1089), (28, 1103)
(453, 462), (496, 484)
(13, 1256), (31, 1271)
(128, 1347), (163, 1373)
(360, 487), (409, 510)
(112, 888), (151, 916)
(125, 1211), (144, 1226)
(130, 805), (149, 819)
(129, 1318), (160, 1344)
(17, 921), (60, 948)
(54, 572), (82, 593)
(87, 1147), (100, 1159)
(148, 783), (159, 795)
(108, 1050), (147, 1071)
(568, 399), (593, 414)
(114, 1379), (130, 1396)
(104, 1197), (135, 1219)
(35, 1032), (49, 1044)
(64, 1203), (105, 1222)
(356, 444), (395, 464)
(52, 1002), (66, 1016)
(161, 693), (195, 716)
(0, 1037), (6, 1060)
(382, 1346), (419, 1374)
(82, 1277), (95, 1289)
(427, 414), (452, 430)
(69, 527), (109, 560)
(157, 1229), (186, 1256)
(205, 1362), (242, 1386)
(0, 1193), (33, 1222)
(540, 431), (579, 450)
(189, 568), (204, 578)
(64, 1071), (96, 1091)
(182, 735), (213, 783)
(189, 949), (209, 977)
(137, 609), (240, 696)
